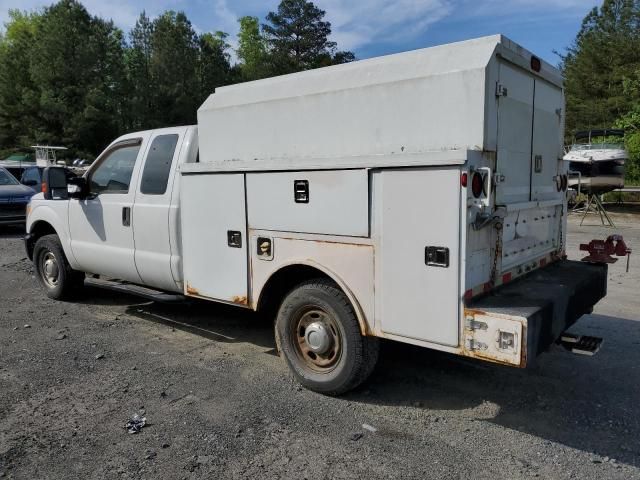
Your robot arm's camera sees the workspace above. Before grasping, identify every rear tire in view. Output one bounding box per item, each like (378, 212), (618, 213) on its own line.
(34, 234), (84, 300)
(275, 278), (379, 395)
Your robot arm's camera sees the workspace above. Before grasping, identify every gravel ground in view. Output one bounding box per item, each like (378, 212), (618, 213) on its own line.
(1, 209), (639, 480)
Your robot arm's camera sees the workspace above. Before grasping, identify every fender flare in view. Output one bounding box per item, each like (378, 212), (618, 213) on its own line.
(255, 259), (372, 336)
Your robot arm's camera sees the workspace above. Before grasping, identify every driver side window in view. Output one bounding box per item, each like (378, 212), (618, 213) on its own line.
(90, 143), (141, 195)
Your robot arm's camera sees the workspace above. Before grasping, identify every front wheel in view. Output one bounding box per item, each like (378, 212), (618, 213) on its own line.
(33, 234), (84, 300)
(275, 279), (379, 395)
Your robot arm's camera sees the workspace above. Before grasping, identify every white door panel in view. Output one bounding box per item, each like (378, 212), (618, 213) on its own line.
(376, 168), (460, 346)
(69, 135), (148, 282)
(180, 173), (248, 304)
(496, 63), (534, 205)
(531, 80), (564, 201)
(132, 129), (185, 292)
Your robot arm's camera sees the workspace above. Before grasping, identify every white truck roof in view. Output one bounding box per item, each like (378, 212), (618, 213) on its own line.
(187, 34), (562, 173)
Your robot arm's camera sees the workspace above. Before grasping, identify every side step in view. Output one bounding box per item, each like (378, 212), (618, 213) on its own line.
(85, 277), (187, 304)
(558, 333), (604, 356)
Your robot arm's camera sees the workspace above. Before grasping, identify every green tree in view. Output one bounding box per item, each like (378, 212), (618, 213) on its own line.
(148, 11), (200, 126)
(236, 16), (270, 81)
(0, 10), (40, 154)
(262, 0), (354, 74)
(26, 0), (127, 156)
(198, 31), (232, 99)
(562, 0), (640, 138)
(562, 0), (640, 184)
(126, 12), (155, 130)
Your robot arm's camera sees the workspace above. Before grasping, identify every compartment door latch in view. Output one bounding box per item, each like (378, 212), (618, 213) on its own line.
(425, 246), (450, 268)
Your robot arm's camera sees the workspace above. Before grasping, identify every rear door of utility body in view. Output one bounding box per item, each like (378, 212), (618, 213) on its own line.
(495, 60), (564, 271)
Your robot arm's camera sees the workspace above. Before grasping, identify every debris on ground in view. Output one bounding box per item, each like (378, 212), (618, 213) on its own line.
(23, 324), (31, 329)
(125, 414), (147, 434)
(350, 432), (363, 441)
(362, 423), (377, 433)
(56, 334), (67, 340)
(95, 353), (104, 360)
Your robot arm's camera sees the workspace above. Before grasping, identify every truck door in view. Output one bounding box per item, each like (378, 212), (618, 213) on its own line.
(180, 173), (249, 305)
(131, 128), (184, 292)
(495, 62), (534, 205)
(68, 135), (148, 282)
(531, 80), (564, 202)
(496, 62), (564, 204)
(495, 61), (565, 271)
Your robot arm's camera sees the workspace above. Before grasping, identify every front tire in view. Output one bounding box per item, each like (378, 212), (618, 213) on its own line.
(275, 278), (379, 395)
(33, 234), (84, 300)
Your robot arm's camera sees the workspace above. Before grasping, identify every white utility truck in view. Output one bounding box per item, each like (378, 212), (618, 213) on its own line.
(26, 35), (615, 395)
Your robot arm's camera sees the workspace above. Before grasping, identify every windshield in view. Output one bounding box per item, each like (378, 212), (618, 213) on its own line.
(0, 168), (20, 186)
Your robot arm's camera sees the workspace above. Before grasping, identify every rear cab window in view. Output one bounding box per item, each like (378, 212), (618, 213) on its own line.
(140, 135), (179, 195)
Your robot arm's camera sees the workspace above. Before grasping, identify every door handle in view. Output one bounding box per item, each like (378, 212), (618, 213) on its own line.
(122, 206), (131, 227)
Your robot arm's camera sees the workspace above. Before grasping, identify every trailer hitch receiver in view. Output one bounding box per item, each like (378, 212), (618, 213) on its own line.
(580, 235), (631, 272)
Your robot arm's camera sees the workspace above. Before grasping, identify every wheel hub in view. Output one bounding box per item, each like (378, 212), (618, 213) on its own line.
(304, 322), (332, 354)
(294, 308), (342, 372)
(41, 252), (59, 287)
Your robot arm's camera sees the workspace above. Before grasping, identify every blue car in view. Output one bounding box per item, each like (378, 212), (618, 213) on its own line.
(0, 166), (36, 225)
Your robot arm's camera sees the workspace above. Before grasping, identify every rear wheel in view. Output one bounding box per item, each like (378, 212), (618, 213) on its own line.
(275, 278), (379, 395)
(34, 234), (84, 300)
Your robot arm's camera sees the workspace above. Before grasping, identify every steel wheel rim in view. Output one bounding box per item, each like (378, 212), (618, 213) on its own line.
(292, 307), (342, 373)
(41, 251), (60, 288)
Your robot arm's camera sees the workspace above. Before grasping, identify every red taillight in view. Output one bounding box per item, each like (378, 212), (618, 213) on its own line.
(471, 172), (483, 198)
(531, 56), (541, 72)
(41, 182), (47, 194)
(461, 172), (468, 188)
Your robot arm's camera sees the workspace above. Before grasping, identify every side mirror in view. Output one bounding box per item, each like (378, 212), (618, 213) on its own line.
(42, 167), (70, 200)
(67, 175), (89, 199)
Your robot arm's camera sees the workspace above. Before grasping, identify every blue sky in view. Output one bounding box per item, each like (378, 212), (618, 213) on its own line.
(0, 0), (601, 66)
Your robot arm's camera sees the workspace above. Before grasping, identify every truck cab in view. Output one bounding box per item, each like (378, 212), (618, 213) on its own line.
(26, 126), (198, 294)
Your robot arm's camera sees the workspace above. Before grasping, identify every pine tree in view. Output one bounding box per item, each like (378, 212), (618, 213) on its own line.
(263, 0), (354, 74)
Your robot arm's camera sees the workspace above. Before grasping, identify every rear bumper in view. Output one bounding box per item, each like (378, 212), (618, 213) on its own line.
(464, 260), (608, 367)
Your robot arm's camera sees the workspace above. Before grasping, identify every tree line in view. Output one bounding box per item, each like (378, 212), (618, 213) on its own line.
(3, 0), (640, 184)
(562, 0), (640, 184)
(0, 0), (353, 159)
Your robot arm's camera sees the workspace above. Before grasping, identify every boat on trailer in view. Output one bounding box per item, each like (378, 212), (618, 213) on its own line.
(564, 129), (626, 194)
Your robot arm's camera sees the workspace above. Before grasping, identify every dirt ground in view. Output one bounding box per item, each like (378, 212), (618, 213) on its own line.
(1, 208), (639, 479)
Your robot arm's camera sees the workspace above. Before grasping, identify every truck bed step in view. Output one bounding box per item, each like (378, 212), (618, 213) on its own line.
(558, 333), (603, 356)
(85, 278), (187, 304)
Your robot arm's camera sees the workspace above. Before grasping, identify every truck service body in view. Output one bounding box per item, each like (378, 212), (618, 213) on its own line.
(25, 35), (608, 394)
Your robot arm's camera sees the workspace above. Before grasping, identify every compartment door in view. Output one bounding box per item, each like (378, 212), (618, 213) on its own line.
(180, 173), (249, 305)
(531, 79), (564, 202)
(377, 168), (460, 346)
(496, 62), (535, 205)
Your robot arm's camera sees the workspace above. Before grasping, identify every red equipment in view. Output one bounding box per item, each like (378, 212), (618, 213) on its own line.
(580, 235), (632, 272)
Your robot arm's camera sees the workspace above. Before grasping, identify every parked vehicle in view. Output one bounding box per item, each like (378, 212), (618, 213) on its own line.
(25, 35), (615, 394)
(0, 167), (36, 225)
(565, 129), (627, 194)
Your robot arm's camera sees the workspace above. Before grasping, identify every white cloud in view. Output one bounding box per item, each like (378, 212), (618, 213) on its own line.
(315, 0), (453, 51)
(457, 0), (600, 18)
